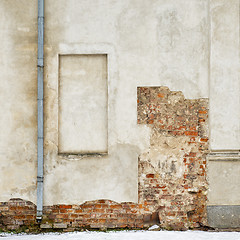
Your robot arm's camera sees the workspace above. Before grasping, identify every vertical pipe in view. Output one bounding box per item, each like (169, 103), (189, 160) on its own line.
(37, 0), (44, 221)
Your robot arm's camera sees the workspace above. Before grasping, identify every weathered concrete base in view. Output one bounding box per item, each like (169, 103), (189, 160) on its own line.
(207, 205), (240, 229)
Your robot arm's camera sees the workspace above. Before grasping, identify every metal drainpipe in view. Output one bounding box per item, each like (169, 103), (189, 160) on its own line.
(37, 0), (44, 222)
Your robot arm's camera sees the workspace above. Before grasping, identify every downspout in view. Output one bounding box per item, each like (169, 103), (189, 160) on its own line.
(37, 0), (44, 222)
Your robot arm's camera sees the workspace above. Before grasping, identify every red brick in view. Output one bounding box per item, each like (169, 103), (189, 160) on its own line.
(26, 215), (34, 220)
(109, 205), (122, 210)
(93, 208), (105, 213)
(60, 209), (67, 213)
(94, 204), (102, 209)
(59, 205), (72, 209)
(146, 174), (155, 178)
(75, 209), (83, 213)
(198, 110), (207, 114)
(97, 219), (106, 224)
(158, 93), (164, 98)
(185, 131), (198, 136)
(14, 215), (25, 220)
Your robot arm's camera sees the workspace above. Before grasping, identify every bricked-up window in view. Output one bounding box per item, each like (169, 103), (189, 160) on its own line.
(58, 54), (108, 154)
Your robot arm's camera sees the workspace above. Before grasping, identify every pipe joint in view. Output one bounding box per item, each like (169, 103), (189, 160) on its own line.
(37, 176), (44, 183)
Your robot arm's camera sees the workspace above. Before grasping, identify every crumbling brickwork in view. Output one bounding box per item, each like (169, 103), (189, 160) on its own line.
(137, 86), (209, 229)
(0, 199), (36, 231)
(0, 86), (209, 232)
(0, 199), (154, 231)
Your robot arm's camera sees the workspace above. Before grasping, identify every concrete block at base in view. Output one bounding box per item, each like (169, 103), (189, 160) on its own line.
(207, 205), (240, 229)
(40, 224), (53, 229)
(53, 223), (67, 229)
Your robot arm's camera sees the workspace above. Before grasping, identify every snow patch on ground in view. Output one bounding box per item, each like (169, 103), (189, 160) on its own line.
(148, 225), (160, 231)
(0, 230), (240, 240)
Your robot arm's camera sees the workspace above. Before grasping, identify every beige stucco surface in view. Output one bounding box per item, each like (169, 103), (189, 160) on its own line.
(0, 1), (38, 202)
(58, 54), (108, 154)
(43, 0), (209, 205)
(0, 0), (239, 206)
(207, 0), (240, 206)
(209, 0), (240, 150)
(208, 160), (240, 205)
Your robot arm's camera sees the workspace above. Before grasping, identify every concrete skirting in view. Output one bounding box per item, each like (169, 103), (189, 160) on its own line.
(207, 151), (240, 161)
(207, 205), (240, 229)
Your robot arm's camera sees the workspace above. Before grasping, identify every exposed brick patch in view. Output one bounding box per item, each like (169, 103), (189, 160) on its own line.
(45, 200), (147, 229)
(0, 199), (155, 231)
(0, 199), (36, 230)
(137, 86), (208, 137)
(137, 86), (209, 230)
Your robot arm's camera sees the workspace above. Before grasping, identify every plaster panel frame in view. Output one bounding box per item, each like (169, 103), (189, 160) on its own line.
(58, 53), (109, 155)
(56, 44), (117, 159)
(207, 150), (240, 206)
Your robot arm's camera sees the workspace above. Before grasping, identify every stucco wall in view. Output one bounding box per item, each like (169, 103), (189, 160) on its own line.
(0, 0), (239, 211)
(208, 161), (240, 205)
(42, 0), (210, 206)
(0, 1), (38, 202)
(209, 0), (240, 150)
(208, 0), (240, 207)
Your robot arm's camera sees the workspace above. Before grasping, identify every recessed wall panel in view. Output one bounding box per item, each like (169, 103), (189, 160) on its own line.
(59, 54), (108, 154)
(209, 0), (240, 150)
